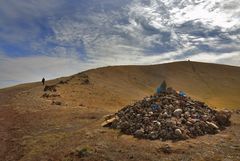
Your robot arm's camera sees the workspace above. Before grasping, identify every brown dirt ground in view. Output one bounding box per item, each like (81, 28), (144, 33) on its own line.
(0, 61), (240, 161)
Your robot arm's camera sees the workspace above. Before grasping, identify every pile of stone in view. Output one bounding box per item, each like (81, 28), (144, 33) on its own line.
(44, 85), (57, 92)
(79, 74), (90, 85)
(58, 80), (69, 84)
(105, 88), (231, 141)
(41, 93), (60, 98)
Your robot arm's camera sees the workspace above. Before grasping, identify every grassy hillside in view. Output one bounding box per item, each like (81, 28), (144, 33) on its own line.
(1, 61), (240, 161)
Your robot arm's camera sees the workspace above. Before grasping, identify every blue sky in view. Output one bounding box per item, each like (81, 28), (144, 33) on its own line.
(0, 0), (240, 88)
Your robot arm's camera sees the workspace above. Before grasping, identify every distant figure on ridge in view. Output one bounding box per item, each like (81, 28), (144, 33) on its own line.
(156, 80), (167, 94)
(42, 77), (45, 85)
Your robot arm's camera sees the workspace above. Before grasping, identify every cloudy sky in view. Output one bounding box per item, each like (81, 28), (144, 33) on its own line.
(0, 0), (240, 88)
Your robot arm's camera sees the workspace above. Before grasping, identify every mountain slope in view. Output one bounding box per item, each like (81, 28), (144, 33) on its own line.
(54, 61), (240, 110)
(0, 61), (240, 161)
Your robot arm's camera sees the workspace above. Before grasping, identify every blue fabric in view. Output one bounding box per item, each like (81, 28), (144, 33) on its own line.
(156, 86), (166, 94)
(179, 91), (186, 97)
(151, 104), (160, 111)
(156, 81), (167, 94)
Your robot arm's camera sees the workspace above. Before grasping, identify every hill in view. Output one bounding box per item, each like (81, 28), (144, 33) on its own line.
(49, 61), (240, 110)
(0, 61), (240, 161)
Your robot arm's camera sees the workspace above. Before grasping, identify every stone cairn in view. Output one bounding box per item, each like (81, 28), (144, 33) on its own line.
(104, 88), (231, 141)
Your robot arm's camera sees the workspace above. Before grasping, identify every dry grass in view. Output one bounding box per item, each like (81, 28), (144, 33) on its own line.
(0, 61), (240, 161)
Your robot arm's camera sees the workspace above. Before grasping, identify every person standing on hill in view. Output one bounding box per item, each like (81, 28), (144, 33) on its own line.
(42, 77), (45, 85)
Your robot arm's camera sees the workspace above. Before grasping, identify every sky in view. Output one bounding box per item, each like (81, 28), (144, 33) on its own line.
(0, 0), (240, 88)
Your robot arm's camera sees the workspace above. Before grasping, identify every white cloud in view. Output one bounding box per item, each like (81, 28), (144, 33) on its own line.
(186, 52), (240, 64)
(19, 0), (240, 64)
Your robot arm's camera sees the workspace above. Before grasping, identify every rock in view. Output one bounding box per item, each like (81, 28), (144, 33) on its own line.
(58, 80), (68, 84)
(42, 93), (60, 98)
(186, 121), (192, 126)
(52, 101), (62, 105)
(81, 79), (90, 85)
(134, 129), (144, 138)
(202, 114), (208, 121)
(190, 108), (196, 113)
(214, 111), (231, 127)
(153, 120), (161, 126)
(120, 121), (130, 129)
(236, 110), (240, 114)
(103, 114), (116, 121)
(184, 111), (190, 117)
(106, 87), (231, 141)
(80, 74), (90, 85)
(74, 147), (91, 158)
(149, 131), (159, 140)
(174, 100), (180, 105)
(173, 109), (183, 117)
(149, 111), (154, 115)
(160, 145), (172, 154)
(175, 129), (182, 136)
(162, 112), (168, 118)
(44, 85), (57, 92)
(101, 117), (117, 127)
(206, 121), (219, 130)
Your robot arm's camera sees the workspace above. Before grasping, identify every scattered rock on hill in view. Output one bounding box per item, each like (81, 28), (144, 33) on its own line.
(159, 144), (172, 154)
(79, 74), (90, 85)
(236, 109), (240, 114)
(74, 147), (91, 158)
(58, 80), (69, 84)
(44, 85), (57, 92)
(51, 100), (62, 106)
(81, 79), (90, 85)
(41, 93), (60, 98)
(105, 87), (231, 141)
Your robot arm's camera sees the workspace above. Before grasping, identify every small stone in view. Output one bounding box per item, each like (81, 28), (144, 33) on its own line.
(202, 114), (208, 121)
(101, 117), (117, 127)
(175, 129), (182, 136)
(206, 121), (219, 129)
(175, 100), (180, 105)
(215, 111), (231, 126)
(149, 111), (154, 115)
(136, 114), (141, 117)
(184, 111), (190, 118)
(190, 108), (196, 113)
(120, 121), (130, 129)
(153, 120), (161, 126)
(190, 119), (199, 123)
(149, 131), (159, 140)
(162, 112), (168, 118)
(160, 145), (172, 154)
(44, 85), (57, 92)
(134, 129), (144, 138)
(74, 147), (91, 158)
(104, 114), (115, 121)
(173, 109), (183, 117)
(52, 101), (62, 106)
(186, 121), (192, 126)
(129, 155), (134, 159)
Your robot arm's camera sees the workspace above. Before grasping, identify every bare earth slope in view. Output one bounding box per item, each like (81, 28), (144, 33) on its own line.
(0, 61), (240, 161)
(58, 61), (240, 110)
